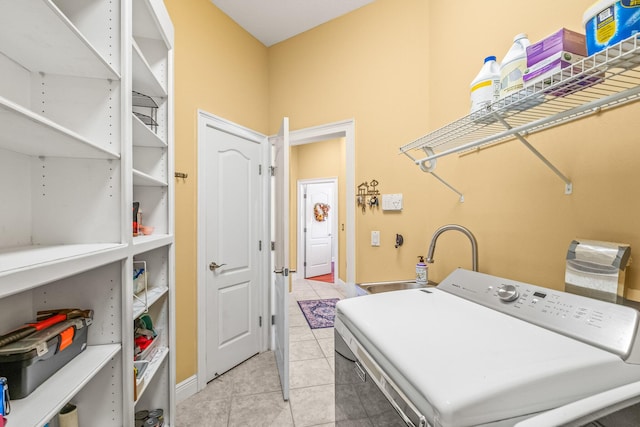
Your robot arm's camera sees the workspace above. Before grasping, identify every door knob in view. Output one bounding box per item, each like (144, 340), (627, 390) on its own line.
(209, 262), (226, 271)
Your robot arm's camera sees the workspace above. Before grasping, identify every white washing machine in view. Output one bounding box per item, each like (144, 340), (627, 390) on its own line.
(334, 268), (640, 426)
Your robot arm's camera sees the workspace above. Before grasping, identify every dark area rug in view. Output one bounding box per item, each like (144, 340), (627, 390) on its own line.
(297, 298), (340, 329)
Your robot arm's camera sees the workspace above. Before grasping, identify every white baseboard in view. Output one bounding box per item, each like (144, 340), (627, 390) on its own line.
(176, 375), (198, 404)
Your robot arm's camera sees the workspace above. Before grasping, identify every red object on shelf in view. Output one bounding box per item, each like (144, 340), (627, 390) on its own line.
(135, 335), (153, 351)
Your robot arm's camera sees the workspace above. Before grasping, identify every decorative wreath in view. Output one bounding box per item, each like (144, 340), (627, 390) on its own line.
(313, 203), (330, 222)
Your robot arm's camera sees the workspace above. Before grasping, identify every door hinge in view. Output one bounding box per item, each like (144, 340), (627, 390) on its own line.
(259, 240), (262, 251)
(304, 227), (307, 233)
(304, 261), (307, 267)
(271, 315), (275, 325)
(259, 164), (262, 175)
(271, 241), (275, 250)
(269, 166), (276, 176)
(303, 193), (307, 199)
(259, 316), (262, 327)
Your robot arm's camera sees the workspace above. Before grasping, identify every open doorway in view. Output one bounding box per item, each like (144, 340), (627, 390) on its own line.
(288, 119), (355, 289)
(297, 178), (338, 282)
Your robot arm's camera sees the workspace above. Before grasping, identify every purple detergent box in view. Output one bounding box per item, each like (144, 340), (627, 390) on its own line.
(523, 28), (597, 94)
(526, 28), (587, 68)
(523, 53), (586, 86)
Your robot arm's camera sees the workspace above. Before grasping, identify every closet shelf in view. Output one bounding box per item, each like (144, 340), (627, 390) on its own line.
(133, 113), (167, 148)
(0, 0), (119, 80)
(401, 35), (640, 170)
(133, 286), (169, 319)
(133, 0), (175, 49)
(133, 39), (167, 98)
(133, 169), (168, 187)
(135, 346), (169, 404)
(0, 243), (127, 297)
(9, 344), (121, 427)
(0, 95), (120, 159)
(133, 234), (174, 255)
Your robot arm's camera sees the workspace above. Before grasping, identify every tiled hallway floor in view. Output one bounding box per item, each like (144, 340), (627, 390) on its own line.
(176, 277), (346, 426)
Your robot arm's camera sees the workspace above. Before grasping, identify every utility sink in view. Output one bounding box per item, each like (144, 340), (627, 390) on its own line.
(359, 280), (438, 294)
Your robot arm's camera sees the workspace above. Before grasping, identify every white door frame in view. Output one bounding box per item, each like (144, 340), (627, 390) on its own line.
(196, 110), (271, 392)
(297, 178), (338, 280)
(289, 119), (356, 285)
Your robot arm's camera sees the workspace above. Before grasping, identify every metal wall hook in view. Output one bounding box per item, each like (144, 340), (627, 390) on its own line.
(357, 179), (381, 212)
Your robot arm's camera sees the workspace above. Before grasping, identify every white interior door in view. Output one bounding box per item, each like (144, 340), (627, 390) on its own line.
(204, 124), (262, 381)
(273, 117), (290, 400)
(305, 181), (334, 278)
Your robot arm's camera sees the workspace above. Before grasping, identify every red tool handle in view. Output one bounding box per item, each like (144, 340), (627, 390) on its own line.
(28, 313), (67, 331)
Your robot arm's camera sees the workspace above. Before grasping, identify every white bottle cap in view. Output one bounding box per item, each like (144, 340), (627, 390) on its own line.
(513, 33), (528, 42)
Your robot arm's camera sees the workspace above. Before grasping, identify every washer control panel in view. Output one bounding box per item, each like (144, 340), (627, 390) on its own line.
(438, 269), (640, 359)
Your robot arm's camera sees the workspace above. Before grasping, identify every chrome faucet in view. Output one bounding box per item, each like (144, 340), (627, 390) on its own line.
(426, 224), (478, 271)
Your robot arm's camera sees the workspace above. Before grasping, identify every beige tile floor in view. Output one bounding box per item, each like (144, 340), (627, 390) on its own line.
(176, 276), (346, 426)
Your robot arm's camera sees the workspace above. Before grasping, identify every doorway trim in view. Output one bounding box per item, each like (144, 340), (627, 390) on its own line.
(290, 119), (356, 284)
(196, 110), (271, 392)
(297, 178), (339, 281)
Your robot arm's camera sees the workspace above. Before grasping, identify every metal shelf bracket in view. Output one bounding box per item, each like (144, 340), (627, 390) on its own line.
(493, 114), (573, 195)
(403, 147), (464, 203)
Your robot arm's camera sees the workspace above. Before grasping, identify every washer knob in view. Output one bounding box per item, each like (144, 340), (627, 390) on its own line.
(497, 284), (519, 302)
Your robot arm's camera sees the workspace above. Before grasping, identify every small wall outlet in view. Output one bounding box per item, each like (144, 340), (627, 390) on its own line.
(371, 231), (380, 246)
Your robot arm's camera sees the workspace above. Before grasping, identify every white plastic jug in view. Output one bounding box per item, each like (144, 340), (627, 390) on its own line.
(470, 55), (500, 114)
(499, 33), (530, 98)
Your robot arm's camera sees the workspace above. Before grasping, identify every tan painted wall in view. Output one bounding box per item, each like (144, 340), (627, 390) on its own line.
(269, 0), (640, 294)
(290, 139), (347, 281)
(166, 0), (640, 383)
(163, 0), (268, 383)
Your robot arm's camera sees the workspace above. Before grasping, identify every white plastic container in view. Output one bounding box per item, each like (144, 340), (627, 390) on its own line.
(499, 33), (530, 98)
(470, 55), (500, 114)
(583, 0), (640, 55)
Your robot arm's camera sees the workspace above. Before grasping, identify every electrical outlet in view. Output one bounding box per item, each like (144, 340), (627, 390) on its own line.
(371, 231), (380, 246)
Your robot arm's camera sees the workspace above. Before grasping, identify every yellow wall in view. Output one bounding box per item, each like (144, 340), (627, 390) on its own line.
(268, 0), (432, 283)
(290, 138), (347, 281)
(167, 0), (640, 383)
(163, 0), (268, 383)
(269, 0), (640, 294)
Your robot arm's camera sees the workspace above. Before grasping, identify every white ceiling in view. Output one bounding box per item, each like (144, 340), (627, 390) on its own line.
(210, 0), (376, 47)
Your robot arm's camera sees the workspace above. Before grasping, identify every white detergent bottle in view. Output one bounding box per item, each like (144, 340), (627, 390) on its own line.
(499, 33), (530, 98)
(470, 55), (500, 114)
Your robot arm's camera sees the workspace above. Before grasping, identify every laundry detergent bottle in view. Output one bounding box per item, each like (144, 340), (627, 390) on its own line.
(470, 55), (500, 114)
(416, 256), (428, 285)
(499, 33), (530, 98)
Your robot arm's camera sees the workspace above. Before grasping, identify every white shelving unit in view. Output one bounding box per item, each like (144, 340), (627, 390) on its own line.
(0, 0), (174, 425)
(130, 0), (175, 425)
(400, 35), (640, 200)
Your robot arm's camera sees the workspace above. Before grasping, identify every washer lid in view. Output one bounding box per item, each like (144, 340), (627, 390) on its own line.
(336, 287), (640, 427)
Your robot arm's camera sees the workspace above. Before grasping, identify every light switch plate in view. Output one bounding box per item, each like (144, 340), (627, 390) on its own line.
(371, 231), (380, 246)
(382, 193), (403, 211)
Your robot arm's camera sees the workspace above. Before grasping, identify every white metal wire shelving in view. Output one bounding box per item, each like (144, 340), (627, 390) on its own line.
(400, 34), (640, 200)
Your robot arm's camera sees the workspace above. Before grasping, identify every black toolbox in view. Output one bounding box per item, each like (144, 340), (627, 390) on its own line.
(0, 315), (92, 399)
